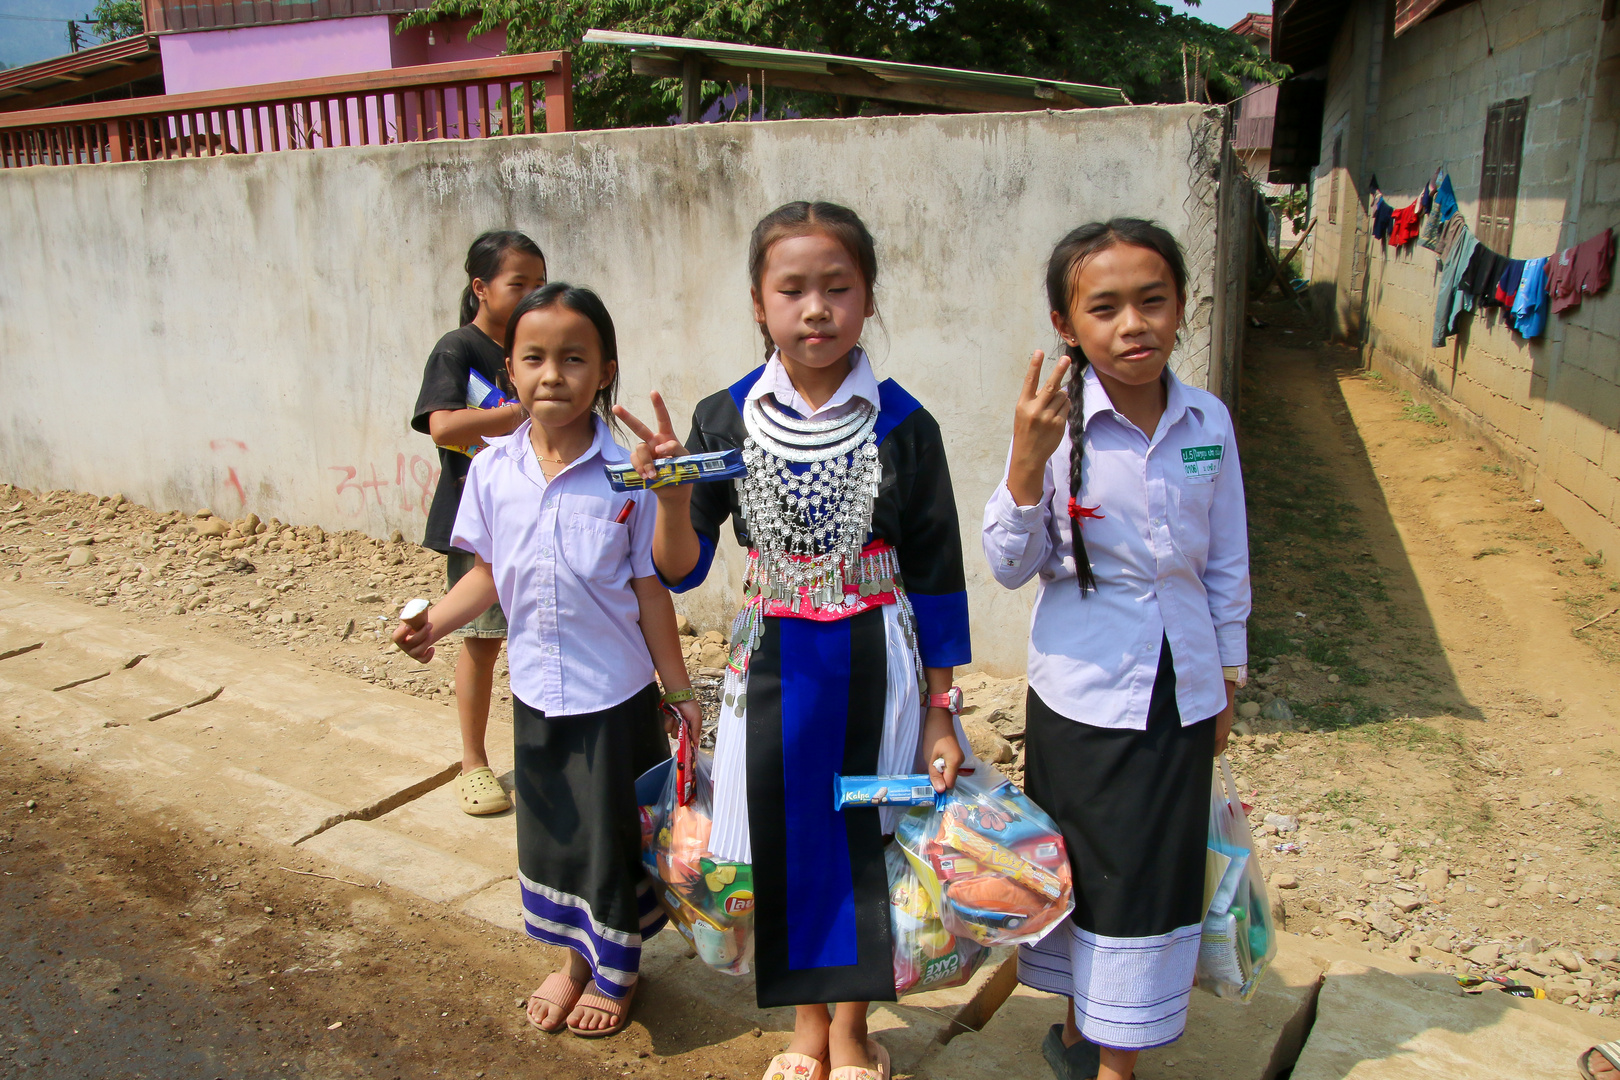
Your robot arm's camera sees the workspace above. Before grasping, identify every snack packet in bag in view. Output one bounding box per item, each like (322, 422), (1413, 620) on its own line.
(885, 845), (986, 997)
(895, 774), (1073, 947)
(642, 749), (755, 976)
(1197, 755), (1275, 1001)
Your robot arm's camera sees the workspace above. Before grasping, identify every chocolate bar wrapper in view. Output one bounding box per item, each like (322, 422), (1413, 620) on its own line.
(606, 449), (746, 492)
(836, 774), (941, 811)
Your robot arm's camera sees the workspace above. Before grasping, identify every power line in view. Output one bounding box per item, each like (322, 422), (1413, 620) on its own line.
(0, 13), (79, 20)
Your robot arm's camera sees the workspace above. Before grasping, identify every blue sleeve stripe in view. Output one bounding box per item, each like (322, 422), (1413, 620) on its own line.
(874, 379), (922, 444)
(909, 590), (971, 668)
(666, 532), (716, 594)
(726, 365), (767, 416)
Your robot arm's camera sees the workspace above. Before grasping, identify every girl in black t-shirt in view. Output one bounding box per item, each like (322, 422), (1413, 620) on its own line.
(411, 230), (547, 817)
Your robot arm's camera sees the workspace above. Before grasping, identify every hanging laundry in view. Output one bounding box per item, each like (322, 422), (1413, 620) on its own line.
(1433, 213), (1468, 261)
(1459, 244), (1509, 306)
(1390, 201), (1422, 246)
(1419, 181), (1434, 214)
(1372, 197), (1394, 241)
(1510, 256), (1550, 338)
(1549, 227), (1615, 314)
(1434, 225), (1480, 347)
(1493, 259), (1525, 332)
(1493, 260), (1525, 308)
(1432, 170), (1458, 223)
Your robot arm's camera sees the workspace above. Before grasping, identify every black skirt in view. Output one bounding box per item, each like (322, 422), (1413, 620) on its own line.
(513, 683), (670, 999)
(1016, 637), (1215, 1050)
(744, 608), (895, 1008)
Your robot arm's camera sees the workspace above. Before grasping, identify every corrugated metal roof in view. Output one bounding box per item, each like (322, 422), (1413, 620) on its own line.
(1233, 82), (1277, 150)
(0, 34), (161, 110)
(141, 0), (438, 34)
(583, 29), (1130, 110)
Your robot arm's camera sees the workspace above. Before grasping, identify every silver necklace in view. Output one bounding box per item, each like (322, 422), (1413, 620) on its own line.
(739, 396), (881, 611)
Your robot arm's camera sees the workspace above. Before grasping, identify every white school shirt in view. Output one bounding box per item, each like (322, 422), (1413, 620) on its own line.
(451, 416), (659, 716)
(747, 346), (882, 419)
(981, 365), (1250, 730)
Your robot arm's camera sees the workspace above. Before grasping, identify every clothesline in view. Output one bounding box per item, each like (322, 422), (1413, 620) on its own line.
(1366, 166), (1614, 345)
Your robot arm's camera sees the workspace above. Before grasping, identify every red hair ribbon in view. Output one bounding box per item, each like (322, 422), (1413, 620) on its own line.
(1067, 499), (1104, 524)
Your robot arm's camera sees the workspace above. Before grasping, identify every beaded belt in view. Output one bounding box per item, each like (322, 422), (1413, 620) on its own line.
(744, 539), (901, 620)
(726, 540), (921, 677)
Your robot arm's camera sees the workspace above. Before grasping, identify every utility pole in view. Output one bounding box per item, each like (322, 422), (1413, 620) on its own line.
(67, 19), (83, 51)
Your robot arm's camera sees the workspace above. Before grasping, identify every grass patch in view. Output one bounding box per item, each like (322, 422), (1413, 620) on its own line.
(1397, 391), (1445, 425)
(1585, 550), (1605, 569)
(1481, 463), (1505, 474)
(1473, 546), (1508, 559)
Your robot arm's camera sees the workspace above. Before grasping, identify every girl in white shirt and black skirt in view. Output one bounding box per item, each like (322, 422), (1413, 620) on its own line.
(982, 220), (1250, 1080)
(395, 284), (701, 1040)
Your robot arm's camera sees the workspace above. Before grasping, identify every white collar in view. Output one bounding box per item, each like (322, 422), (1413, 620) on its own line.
(1079, 363), (1203, 433)
(745, 347), (881, 420)
(490, 414), (622, 466)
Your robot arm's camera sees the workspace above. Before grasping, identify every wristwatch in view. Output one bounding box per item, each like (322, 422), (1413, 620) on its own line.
(1222, 665), (1248, 688)
(927, 687), (964, 715)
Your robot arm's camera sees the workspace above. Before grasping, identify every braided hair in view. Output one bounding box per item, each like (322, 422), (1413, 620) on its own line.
(1044, 219), (1188, 596)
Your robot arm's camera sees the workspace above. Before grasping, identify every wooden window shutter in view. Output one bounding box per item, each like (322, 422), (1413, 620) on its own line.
(1479, 98), (1527, 253)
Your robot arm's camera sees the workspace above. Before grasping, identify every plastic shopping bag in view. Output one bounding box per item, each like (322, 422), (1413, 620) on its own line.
(1197, 755), (1276, 1001)
(894, 773), (1073, 948)
(639, 748), (755, 976)
(886, 844), (987, 997)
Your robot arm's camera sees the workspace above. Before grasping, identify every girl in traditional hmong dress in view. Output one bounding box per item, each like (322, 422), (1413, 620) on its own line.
(617, 202), (973, 1080)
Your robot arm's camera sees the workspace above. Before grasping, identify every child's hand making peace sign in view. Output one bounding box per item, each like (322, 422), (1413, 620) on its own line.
(613, 392), (688, 493)
(1006, 351), (1072, 507)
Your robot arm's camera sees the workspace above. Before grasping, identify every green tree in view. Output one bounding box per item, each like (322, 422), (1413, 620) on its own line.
(90, 0), (145, 43)
(405, 0), (1284, 128)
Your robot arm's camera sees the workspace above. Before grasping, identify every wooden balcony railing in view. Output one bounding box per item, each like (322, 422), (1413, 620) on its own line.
(0, 51), (572, 169)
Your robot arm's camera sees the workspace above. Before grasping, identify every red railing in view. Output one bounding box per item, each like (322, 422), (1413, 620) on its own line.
(0, 51), (572, 169)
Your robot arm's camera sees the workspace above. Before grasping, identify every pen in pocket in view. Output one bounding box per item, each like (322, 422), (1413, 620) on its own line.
(614, 499), (634, 525)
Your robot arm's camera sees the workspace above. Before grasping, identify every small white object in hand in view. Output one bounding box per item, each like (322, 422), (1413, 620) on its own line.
(400, 598), (430, 629)
(932, 756), (947, 772)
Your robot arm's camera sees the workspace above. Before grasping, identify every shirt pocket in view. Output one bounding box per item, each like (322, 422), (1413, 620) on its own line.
(558, 494), (632, 584)
(1167, 475), (1216, 563)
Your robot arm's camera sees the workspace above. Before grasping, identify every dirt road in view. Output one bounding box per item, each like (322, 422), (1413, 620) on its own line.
(1228, 300), (1620, 1005)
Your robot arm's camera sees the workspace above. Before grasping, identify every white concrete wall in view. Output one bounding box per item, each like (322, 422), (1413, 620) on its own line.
(0, 105), (1230, 674)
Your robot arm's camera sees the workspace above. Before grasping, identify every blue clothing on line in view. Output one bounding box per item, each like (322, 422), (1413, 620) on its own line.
(1511, 256), (1551, 339)
(1433, 171), (1458, 223)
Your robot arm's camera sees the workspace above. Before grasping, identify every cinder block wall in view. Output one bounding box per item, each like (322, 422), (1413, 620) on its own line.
(1318, 0), (1620, 559)
(0, 105), (1241, 675)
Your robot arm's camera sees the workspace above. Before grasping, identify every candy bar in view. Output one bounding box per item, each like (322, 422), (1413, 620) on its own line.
(605, 449), (746, 492)
(938, 815), (1066, 900)
(835, 774), (941, 811)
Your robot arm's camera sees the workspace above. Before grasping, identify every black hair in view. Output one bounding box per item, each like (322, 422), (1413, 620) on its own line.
(1045, 218), (1188, 596)
(747, 201), (879, 358)
(502, 282), (620, 428)
(460, 230), (546, 326)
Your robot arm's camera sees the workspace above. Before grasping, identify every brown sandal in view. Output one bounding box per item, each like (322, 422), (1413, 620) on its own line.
(567, 980), (636, 1038)
(526, 971), (583, 1033)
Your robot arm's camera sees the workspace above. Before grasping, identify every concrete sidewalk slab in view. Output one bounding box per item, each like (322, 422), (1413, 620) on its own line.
(358, 775), (518, 878)
(912, 932), (1328, 1080)
(1291, 957), (1620, 1079)
(297, 818), (507, 904)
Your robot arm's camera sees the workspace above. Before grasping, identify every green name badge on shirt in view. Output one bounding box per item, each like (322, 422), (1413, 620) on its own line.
(1181, 445), (1223, 479)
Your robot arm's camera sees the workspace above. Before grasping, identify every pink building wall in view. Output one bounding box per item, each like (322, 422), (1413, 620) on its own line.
(158, 15), (504, 94)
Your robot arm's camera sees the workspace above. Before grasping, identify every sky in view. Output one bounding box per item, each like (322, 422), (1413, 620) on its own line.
(0, 0), (1271, 72)
(0, 0), (99, 70)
